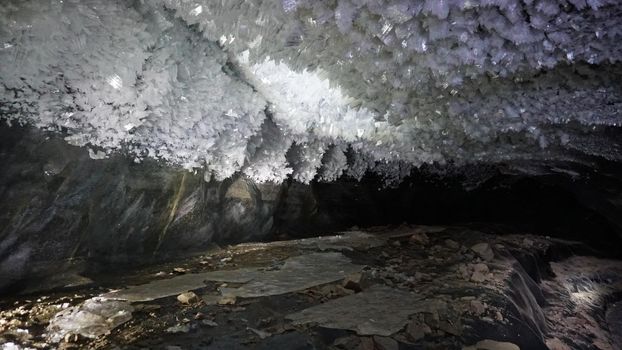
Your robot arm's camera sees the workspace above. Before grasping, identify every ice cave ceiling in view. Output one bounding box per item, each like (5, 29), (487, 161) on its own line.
(1, 0), (621, 184)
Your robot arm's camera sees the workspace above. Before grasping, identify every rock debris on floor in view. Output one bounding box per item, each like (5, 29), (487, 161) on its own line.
(1, 225), (622, 350)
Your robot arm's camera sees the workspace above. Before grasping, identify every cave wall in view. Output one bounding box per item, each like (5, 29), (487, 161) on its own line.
(0, 125), (288, 289)
(2, 123), (622, 293)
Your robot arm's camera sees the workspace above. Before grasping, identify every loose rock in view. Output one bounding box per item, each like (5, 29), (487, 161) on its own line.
(177, 291), (199, 305)
(373, 336), (399, 350)
(218, 295), (236, 305)
(469, 300), (487, 315)
(463, 339), (520, 350)
(166, 324), (191, 333)
(409, 232), (430, 245)
(470, 263), (490, 283)
(545, 338), (571, 350)
(470, 243), (494, 261)
(342, 272), (362, 292)
(445, 239), (460, 249)
(202, 319), (218, 327)
(406, 318), (431, 341)
(173, 267), (188, 274)
(247, 327), (271, 339)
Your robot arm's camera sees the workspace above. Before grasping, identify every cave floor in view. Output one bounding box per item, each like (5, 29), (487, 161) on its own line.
(2, 225), (622, 350)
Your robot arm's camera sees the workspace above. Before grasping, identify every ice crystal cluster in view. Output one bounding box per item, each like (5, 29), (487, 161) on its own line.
(1, 0), (621, 184)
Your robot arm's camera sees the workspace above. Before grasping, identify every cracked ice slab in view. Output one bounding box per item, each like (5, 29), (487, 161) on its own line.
(46, 298), (133, 343)
(287, 284), (433, 336)
(103, 252), (362, 302)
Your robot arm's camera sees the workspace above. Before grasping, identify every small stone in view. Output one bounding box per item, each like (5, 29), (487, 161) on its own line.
(342, 272), (362, 292)
(358, 337), (375, 350)
(457, 264), (470, 279)
(372, 336), (399, 350)
(414, 272), (431, 281)
(177, 292), (199, 305)
(166, 324), (191, 333)
(462, 339), (520, 350)
(470, 243), (494, 261)
(494, 310), (504, 321)
(406, 319), (431, 341)
(546, 338), (571, 350)
(173, 267), (187, 274)
(202, 319), (218, 327)
(247, 327), (271, 339)
(201, 294), (220, 305)
(333, 336), (360, 349)
(392, 240), (402, 247)
(438, 309), (462, 336)
(470, 263), (490, 283)
(469, 300), (487, 315)
(63, 333), (79, 343)
(218, 295), (236, 305)
(445, 239), (459, 249)
(424, 312), (440, 329)
(133, 304), (161, 312)
(409, 232), (429, 245)
(257, 317), (273, 327)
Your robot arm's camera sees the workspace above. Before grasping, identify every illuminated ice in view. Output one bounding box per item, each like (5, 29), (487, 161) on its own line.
(1, 0), (621, 184)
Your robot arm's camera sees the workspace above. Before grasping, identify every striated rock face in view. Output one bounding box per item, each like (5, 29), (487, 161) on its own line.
(0, 125), (284, 290)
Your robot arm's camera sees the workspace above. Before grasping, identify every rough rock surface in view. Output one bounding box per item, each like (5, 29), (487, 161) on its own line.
(1, 225), (621, 349)
(2, 124), (622, 295)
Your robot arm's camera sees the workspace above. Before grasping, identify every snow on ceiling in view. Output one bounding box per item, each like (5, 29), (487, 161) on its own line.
(1, 0), (621, 184)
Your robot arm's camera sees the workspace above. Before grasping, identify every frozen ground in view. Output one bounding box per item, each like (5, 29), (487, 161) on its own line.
(1, 225), (621, 349)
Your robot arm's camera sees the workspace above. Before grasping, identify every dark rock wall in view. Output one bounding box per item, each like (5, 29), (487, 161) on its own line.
(0, 125), (284, 289)
(2, 124), (622, 292)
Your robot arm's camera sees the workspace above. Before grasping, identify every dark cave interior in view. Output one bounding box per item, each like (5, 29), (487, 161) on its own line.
(2, 1), (622, 349)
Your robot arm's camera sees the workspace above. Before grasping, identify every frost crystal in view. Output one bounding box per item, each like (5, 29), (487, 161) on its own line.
(1, 0), (621, 184)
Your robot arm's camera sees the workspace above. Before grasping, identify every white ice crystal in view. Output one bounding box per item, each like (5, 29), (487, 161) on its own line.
(1, 0), (621, 185)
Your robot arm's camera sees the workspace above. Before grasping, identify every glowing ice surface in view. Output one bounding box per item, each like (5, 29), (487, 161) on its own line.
(1, 0), (621, 184)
